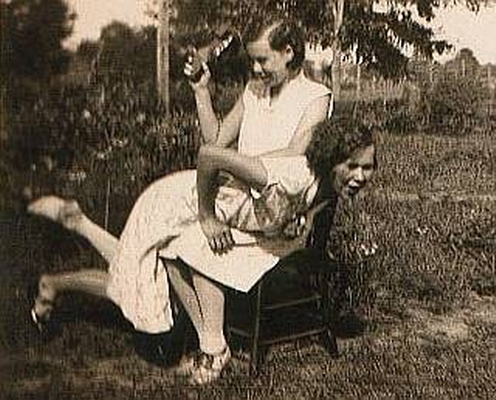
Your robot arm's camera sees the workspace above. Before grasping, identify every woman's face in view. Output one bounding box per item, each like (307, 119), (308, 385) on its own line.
(332, 145), (375, 199)
(246, 28), (293, 90)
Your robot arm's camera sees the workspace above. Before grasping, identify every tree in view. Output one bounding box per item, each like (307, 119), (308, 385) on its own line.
(92, 22), (156, 85)
(445, 48), (481, 80)
(157, 0), (171, 115)
(152, 0), (486, 99)
(76, 40), (100, 66)
(284, 0), (455, 97)
(1, 0), (76, 81)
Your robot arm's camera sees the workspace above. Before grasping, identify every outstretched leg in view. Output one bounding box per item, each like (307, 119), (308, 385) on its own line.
(28, 196), (118, 330)
(41, 269), (110, 298)
(31, 269), (111, 332)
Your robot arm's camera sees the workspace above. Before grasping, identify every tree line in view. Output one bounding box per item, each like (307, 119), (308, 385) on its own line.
(4, 0), (489, 90)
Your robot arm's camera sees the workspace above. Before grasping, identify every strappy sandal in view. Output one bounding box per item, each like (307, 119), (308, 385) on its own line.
(186, 346), (231, 385)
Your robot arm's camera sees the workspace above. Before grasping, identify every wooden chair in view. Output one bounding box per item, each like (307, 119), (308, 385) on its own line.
(226, 196), (343, 374)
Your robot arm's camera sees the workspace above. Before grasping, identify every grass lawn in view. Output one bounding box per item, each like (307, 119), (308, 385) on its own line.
(1, 129), (495, 399)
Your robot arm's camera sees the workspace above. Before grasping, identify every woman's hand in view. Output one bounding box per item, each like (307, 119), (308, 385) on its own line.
(184, 50), (211, 91)
(282, 214), (306, 239)
(200, 216), (235, 254)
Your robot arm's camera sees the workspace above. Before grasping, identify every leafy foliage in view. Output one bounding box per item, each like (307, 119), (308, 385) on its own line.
(158, 0), (459, 80)
(421, 76), (490, 135)
(93, 23), (156, 86)
(340, 3), (451, 79)
(1, 0), (76, 81)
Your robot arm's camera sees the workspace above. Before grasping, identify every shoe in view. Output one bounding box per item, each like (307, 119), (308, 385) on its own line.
(28, 196), (82, 230)
(30, 276), (56, 334)
(186, 346), (231, 385)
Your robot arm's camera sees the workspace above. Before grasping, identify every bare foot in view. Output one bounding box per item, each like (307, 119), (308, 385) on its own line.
(28, 196), (83, 231)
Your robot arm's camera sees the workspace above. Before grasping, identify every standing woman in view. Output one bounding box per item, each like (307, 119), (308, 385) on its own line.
(28, 18), (333, 385)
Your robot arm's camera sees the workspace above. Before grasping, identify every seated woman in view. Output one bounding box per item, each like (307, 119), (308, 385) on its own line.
(27, 116), (376, 384)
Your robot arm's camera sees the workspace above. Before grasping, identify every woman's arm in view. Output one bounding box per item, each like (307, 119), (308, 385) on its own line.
(197, 145), (268, 220)
(263, 95), (331, 157)
(197, 145), (268, 253)
(188, 63), (244, 147)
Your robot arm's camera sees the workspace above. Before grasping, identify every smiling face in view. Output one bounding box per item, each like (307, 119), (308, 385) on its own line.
(246, 27), (294, 90)
(332, 145), (376, 199)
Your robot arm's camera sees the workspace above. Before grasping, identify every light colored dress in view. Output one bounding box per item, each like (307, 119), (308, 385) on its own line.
(107, 72), (331, 333)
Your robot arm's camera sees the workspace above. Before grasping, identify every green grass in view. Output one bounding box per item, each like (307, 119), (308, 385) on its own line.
(1, 128), (496, 399)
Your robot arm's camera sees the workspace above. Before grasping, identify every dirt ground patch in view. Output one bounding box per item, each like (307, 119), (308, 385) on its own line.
(404, 293), (496, 343)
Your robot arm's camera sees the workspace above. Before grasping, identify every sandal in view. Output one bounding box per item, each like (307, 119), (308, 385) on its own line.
(186, 346), (231, 385)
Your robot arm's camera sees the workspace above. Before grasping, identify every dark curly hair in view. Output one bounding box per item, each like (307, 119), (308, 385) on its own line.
(242, 19), (305, 72)
(306, 117), (376, 182)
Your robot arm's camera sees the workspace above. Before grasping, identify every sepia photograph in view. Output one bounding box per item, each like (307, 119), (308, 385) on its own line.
(1, 1), (495, 398)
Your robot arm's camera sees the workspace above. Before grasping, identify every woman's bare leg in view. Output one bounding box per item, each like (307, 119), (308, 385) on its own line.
(28, 196), (119, 263)
(43, 269), (110, 298)
(166, 259), (227, 354)
(166, 260), (204, 337)
(167, 262), (230, 384)
(192, 273), (227, 355)
(32, 269), (111, 327)
(28, 196), (117, 324)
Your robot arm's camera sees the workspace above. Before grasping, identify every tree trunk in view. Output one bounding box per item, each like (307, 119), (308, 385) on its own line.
(157, 0), (170, 116)
(330, 0), (344, 100)
(489, 65), (493, 117)
(356, 62), (361, 100)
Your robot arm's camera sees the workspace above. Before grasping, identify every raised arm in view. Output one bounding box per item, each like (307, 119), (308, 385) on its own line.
(196, 145), (268, 253)
(187, 63), (244, 147)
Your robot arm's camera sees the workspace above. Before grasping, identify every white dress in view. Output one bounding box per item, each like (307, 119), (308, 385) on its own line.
(106, 73), (331, 333)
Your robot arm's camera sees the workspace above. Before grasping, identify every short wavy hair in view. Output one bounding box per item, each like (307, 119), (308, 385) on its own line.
(242, 19), (305, 72)
(306, 117), (376, 182)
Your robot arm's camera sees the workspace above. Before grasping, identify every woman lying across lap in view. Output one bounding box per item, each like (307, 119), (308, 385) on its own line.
(27, 17), (374, 386)
(27, 116), (376, 383)
(29, 17), (333, 386)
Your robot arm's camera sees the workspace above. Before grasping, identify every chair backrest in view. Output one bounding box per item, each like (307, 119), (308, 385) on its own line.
(305, 196), (337, 253)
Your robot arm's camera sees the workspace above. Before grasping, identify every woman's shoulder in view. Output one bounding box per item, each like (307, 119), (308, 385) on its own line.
(296, 73), (331, 99)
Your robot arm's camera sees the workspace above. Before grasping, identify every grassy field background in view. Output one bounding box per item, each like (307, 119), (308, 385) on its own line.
(1, 127), (495, 399)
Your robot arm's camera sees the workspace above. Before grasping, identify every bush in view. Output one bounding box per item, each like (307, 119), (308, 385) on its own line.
(333, 99), (417, 136)
(1, 79), (203, 227)
(420, 77), (489, 136)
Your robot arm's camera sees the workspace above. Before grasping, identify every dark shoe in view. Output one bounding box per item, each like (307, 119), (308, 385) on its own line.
(30, 276), (56, 334)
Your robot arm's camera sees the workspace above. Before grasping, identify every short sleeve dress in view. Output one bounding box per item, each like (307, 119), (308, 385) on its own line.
(106, 73), (332, 333)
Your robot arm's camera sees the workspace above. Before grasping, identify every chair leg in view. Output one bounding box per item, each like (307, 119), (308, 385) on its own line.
(249, 282), (263, 376)
(320, 328), (339, 358)
(320, 272), (339, 358)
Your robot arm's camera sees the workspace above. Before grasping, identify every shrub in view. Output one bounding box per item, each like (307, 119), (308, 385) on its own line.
(420, 77), (489, 136)
(1, 79), (202, 224)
